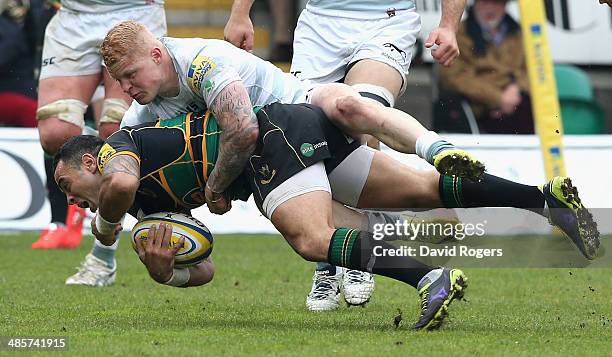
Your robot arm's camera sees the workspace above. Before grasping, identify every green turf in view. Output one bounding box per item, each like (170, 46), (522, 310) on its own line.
(1, 233), (610, 356)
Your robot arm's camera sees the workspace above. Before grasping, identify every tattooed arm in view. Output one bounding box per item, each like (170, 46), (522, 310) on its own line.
(94, 154), (140, 245)
(206, 81), (259, 214)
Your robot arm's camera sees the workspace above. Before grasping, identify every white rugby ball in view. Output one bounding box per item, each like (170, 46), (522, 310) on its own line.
(131, 212), (213, 268)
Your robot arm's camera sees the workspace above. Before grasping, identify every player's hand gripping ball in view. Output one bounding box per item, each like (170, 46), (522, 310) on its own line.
(131, 212), (213, 268)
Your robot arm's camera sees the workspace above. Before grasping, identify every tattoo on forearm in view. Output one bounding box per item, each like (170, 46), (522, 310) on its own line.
(104, 155), (141, 179)
(209, 82), (259, 192)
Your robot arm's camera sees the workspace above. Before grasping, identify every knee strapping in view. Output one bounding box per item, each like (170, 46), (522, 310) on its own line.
(36, 99), (87, 128)
(99, 98), (129, 124)
(351, 83), (396, 108)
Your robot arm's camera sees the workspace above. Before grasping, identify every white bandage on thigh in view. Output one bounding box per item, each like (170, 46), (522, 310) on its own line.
(328, 145), (376, 207)
(99, 98), (130, 124)
(262, 162), (331, 219)
(36, 99), (87, 128)
(351, 83), (396, 108)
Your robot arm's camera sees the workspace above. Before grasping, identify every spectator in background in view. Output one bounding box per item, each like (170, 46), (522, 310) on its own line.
(437, 0), (534, 134)
(0, 0), (38, 128)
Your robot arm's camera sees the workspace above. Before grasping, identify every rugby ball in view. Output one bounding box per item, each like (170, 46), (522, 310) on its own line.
(131, 212), (213, 268)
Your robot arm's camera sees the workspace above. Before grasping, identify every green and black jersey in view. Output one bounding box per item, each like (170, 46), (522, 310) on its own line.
(98, 103), (360, 216)
(98, 112), (250, 216)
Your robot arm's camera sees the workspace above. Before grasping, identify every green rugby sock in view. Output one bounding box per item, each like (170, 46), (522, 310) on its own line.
(327, 228), (432, 288)
(439, 174), (545, 212)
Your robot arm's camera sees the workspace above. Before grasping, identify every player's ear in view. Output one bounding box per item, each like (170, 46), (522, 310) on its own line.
(151, 47), (162, 65)
(81, 153), (98, 173)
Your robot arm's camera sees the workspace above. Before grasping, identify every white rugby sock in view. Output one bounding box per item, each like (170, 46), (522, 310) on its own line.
(415, 131), (456, 164)
(91, 236), (120, 269)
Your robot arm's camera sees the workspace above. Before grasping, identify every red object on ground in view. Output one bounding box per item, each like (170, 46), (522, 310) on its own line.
(32, 205), (85, 249)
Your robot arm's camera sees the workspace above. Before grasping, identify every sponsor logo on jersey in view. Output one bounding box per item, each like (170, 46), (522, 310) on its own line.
(97, 143), (116, 172)
(204, 79), (215, 93)
(300, 141), (327, 157)
(187, 55), (217, 92)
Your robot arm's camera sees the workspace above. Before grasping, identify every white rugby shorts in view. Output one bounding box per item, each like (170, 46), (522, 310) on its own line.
(291, 8), (421, 94)
(39, 5), (167, 80)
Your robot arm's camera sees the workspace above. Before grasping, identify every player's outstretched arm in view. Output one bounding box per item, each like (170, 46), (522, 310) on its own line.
(224, 0), (255, 51)
(426, 0), (466, 67)
(95, 154), (140, 245)
(206, 81), (259, 214)
(186, 259), (215, 286)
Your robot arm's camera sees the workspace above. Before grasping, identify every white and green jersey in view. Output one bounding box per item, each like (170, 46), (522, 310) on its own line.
(306, 0), (415, 18)
(61, 0), (164, 13)
(121, 37), (307, 127)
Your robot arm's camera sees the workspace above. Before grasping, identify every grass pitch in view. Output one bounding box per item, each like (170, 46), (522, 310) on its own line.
(1, 233), (611, 356)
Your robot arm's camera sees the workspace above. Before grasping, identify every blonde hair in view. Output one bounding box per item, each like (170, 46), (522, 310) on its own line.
(101, 21), (149, 75)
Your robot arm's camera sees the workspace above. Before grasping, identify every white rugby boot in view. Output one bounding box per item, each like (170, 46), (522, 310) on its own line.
(65, 253), (116, 287)
(343, 269), (375, 306)
(306, 266), (342, 311)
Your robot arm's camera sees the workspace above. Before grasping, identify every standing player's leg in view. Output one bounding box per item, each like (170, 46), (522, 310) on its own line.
(32, 153), (70, 249)
(66, 69), (131, 287)
(33, 74), (99, 249)
(338, 59), (405, 306)
(62, 4), (167, 285)
(37, 75), (100, 155)
(97, 68), (130, 139)
(344, 59), (402, 149)
(290, 7), (379, 311)
(307, 59), (403, 306)
(292, 7), (474, 311)
(34, 9), (102, 250)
